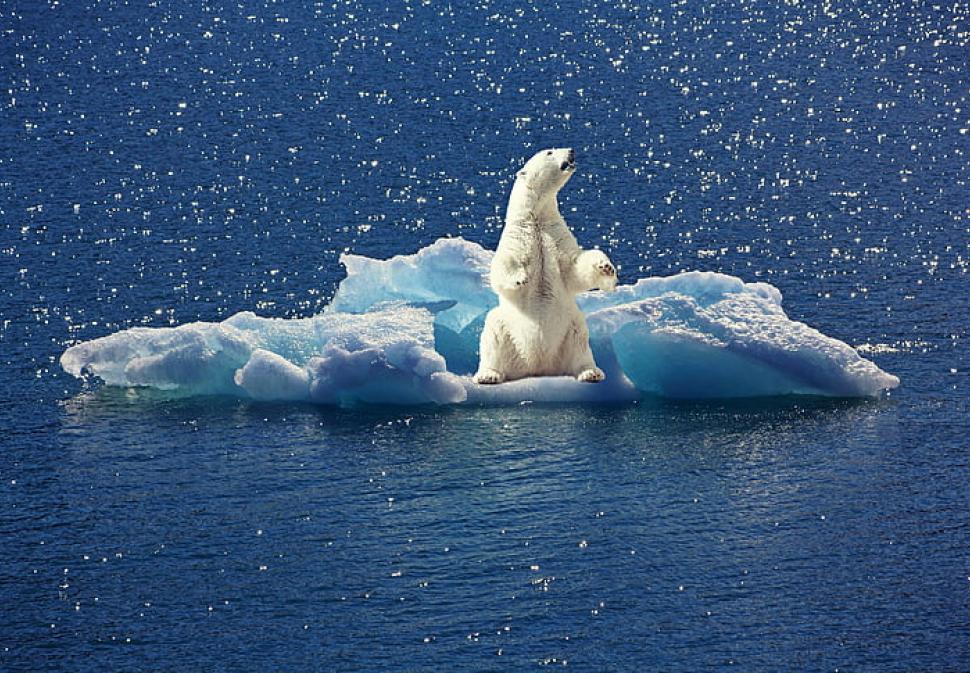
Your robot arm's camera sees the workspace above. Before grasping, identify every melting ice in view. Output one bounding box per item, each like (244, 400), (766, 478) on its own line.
(61, 238), (899, 406)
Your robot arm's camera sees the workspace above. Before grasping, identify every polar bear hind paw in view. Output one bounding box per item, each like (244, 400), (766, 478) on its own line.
(474, 369), (506, 385)
(576, 367), (605, 383)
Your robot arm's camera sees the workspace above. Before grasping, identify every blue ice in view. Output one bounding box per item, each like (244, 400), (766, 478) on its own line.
(60, 238), (900, 405)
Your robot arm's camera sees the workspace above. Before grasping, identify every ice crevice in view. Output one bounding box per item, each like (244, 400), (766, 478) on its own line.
(60, 237), (900, 406)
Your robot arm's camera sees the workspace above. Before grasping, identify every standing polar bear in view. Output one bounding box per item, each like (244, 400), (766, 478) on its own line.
(474, 148), (618, 385)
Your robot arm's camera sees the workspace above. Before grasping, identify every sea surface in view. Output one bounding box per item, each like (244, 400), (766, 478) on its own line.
(2, 1), (969, 671)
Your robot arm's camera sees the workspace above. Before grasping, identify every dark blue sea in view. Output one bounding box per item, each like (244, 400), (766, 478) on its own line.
(2, 1), (969, 670)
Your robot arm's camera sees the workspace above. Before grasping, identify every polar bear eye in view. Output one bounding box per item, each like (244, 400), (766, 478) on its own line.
(546, 151), (552, 156)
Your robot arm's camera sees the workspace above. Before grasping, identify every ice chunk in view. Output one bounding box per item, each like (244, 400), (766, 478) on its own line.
(60, 322), (252, 394)
(234, 349), (310, 401)
(307, 343), (466, 406)
(577, 270), (783, 313)
(588, 293), (900, 398)
(61, 238), (899, 404)
(332, 237), (495, 332)
(61, 306), (467, 406)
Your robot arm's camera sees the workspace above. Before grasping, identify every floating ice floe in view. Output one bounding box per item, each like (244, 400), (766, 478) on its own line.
(61, 237), (899, 406)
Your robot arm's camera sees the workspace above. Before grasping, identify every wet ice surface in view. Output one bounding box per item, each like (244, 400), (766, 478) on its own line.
(2, 0), (970, 671)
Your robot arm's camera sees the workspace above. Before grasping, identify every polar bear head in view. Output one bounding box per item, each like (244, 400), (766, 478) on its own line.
(516, 147), (576, 198)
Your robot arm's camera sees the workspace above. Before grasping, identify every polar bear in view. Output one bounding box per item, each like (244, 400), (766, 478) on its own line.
(473, 147), (617, 385)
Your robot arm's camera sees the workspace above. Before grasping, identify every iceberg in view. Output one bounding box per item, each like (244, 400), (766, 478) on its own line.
(60, 237), (899, 406)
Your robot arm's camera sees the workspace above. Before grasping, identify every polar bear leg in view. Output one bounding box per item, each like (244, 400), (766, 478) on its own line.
(474, 309), (520, 384)
(559, 314), (605, 383)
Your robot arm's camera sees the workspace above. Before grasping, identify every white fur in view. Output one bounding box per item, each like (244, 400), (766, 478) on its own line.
(474, 148), (617, 385)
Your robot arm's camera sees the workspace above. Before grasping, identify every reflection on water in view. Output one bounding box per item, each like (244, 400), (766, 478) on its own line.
(59, 385), (889, 462)
(32, 390), (937, 672)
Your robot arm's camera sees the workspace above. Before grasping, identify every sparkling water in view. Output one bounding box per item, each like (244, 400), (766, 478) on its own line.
(2, 1), (968, 670)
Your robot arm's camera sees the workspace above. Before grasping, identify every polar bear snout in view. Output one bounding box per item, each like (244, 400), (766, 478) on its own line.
(560, 148), (576, 172)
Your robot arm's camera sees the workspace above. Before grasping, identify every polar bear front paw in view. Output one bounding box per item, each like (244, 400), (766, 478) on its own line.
(591, 252), (617, 291)
(575, 249), (617, 292)
(474, 368), (506, 385)
(576, 367), (605, 383)
(596, 260), (616, 278)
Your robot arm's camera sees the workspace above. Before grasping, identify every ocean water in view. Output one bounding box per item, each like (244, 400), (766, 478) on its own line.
(2, 0), (969, 671)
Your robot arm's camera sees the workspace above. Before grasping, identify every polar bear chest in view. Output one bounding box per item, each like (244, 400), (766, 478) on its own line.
(520, 229), (568, 304)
